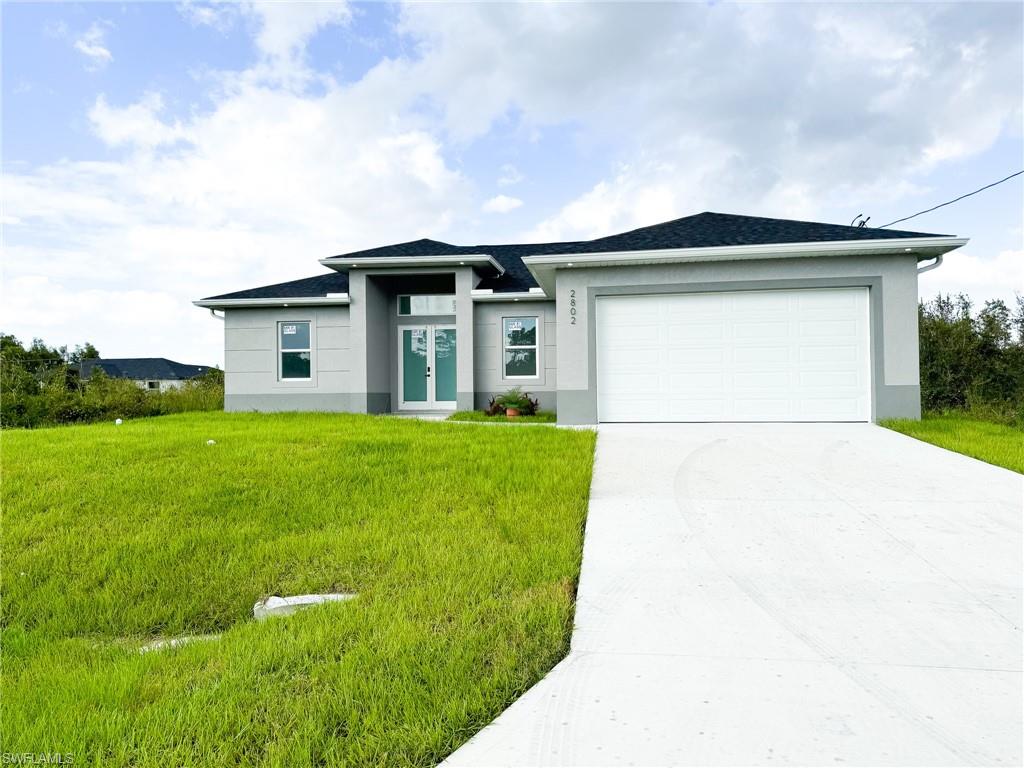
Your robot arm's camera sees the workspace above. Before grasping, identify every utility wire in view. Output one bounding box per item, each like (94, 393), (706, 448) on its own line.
(878, 170), (1024, 228)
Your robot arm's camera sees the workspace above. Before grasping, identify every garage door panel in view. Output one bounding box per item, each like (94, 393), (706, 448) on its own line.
(603, 375), (662, 395)
(665, 293), (726, 316)
(667, 348), (726, 365)
(667, 399), (727, 419)
(603, 323), (661, 347)
(734, 371), (791, 389)
(734, 398), (792, 417)
(667, 322), (724, 341)
(733, 346), (790, 366)
(668, 372), (724, 390)
(597, 288), (870, 422)
(799, 345), (858, 364)
(799, 320), (858, 336)
(734, 321), (790, 339)
(799, 370), (861, 387)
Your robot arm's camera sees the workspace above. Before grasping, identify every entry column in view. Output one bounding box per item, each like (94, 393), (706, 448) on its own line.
(454, 268), (475, 411)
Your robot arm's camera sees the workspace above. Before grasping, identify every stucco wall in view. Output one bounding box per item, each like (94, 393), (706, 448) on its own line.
(223, 306), (353, 412)
(553, 254), (922, 424)
(472, 300), (557, 412)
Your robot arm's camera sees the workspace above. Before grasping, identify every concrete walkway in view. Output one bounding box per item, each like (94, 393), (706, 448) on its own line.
(444, 423), (1023, 767)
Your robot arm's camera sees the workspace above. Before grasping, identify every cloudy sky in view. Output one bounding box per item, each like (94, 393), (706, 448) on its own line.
(3, 1), (1022, 366)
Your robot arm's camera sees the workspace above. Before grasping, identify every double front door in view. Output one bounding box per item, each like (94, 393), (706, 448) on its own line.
(398, 325), (457, 410)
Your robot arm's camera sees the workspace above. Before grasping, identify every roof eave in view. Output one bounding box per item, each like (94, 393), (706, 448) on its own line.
(318, 254), (505, 276)
(521, 236), (969, 296)
(193, 295), (351, 310)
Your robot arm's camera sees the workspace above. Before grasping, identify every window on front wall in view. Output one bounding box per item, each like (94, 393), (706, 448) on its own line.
(503, 317), (538, 378)
(397, 295), (456, 315)
(146, 381), (159, 390)
(279, 321), (311, 379)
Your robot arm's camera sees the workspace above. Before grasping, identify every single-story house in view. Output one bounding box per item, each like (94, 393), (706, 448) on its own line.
(194, 212), (966, 424)
(78, 358), (214, 393)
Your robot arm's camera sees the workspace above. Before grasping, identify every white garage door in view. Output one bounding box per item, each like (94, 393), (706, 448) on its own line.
(596, 288), (871, 422)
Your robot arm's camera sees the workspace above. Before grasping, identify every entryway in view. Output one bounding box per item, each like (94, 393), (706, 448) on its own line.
(398, 325), (457, 410)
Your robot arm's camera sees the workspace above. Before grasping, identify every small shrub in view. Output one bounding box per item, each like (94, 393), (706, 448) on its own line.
(493, 388), (539, 415)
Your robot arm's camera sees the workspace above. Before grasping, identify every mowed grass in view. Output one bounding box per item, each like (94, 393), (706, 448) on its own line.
(882, 414), (1024, 474)
(1, 412), (596, 766)
(447, 410), (557, 424)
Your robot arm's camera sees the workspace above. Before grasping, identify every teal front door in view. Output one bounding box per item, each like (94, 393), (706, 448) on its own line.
(399, 325), (457, 410)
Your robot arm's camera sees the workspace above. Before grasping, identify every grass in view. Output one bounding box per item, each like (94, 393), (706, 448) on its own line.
(446, 410), (557, 424)
(1, 412), (596, 766)
(882, 414), (1024, 474)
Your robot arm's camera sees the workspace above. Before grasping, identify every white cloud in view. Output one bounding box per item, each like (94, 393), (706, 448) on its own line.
(73, 22), (113, 70)
(498, 164), (524, 187)
(482, 195), (523, 214)
(3, 2), (1021, 363)
(2, 69), (469, 362)
(177, 1), (239, 32)
(397, 3), (1021, 240)
(919, 249), (1024, 307)
(248, 1), (351, 61)
(89, 93), (190, 149)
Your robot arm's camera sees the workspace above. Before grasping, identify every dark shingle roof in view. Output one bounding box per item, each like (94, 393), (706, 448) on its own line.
(203, 211), (947, 300)
(79, 358), (213, 381)
(205, 271), (350, 301)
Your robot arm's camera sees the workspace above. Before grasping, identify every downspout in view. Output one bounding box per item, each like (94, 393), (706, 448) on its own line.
(208, 309), (225, 320)
(917, 255), (943, 274)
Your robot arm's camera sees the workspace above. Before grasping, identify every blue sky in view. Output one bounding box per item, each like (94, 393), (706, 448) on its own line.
(2, 1), (1022, 365)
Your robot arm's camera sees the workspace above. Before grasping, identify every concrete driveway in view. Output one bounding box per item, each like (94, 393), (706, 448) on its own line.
(445, 423), (1022, 767)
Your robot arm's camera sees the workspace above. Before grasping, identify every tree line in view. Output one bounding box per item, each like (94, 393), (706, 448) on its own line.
(918, 295), (1024, 425)
(1, 334), (223, 429)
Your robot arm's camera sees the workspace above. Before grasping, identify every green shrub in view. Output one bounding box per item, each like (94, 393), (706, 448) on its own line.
(1, 334), (223, 428)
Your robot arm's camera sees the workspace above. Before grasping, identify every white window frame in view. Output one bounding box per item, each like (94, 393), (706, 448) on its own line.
(502, 315), (540, 380)
(278, 320), (312, 381)
(397, 294), (457, 316)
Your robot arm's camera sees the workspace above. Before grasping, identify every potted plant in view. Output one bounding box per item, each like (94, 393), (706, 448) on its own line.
(495, 387), (530, 417)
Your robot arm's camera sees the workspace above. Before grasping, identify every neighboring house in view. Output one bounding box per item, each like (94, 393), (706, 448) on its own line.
(78, 358), (214, 393)
(194, 212), (966, 424)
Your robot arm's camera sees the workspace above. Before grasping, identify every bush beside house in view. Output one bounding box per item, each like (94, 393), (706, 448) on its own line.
(919, 295), (1024, 426)
(1, 334), (223, 428)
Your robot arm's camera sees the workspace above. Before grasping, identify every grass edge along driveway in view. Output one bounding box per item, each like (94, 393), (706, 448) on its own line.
(882, 414), (1023, 474)
(1, 412), (596, 766)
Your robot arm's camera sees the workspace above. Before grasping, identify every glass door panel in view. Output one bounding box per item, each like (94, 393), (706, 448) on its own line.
(433, 328), (457, 405)
(402, 328), (428, 404)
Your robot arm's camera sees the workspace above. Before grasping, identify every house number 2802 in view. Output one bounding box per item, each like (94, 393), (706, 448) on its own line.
(569, 289), (577, 325)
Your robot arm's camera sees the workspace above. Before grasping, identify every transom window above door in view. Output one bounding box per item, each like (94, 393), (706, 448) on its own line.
(398, 295), (456, 316)
(503, 317), (538, 378)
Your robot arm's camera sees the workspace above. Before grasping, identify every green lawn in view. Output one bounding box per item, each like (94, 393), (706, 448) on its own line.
(1, 412), (595, 766)
(882, 414), (1024, 474)
(447, 410), (557, 424)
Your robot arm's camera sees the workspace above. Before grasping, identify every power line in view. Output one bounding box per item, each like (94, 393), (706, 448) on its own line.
(878, 170), (1024, 228)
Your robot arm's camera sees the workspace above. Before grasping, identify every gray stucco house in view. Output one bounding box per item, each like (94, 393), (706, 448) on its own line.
(194, 212), (966, 424)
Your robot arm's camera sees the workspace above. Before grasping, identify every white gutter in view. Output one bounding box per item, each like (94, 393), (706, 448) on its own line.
(318, 254), (505, 276)
(521, 236), (969, 295)
(193, 294), (351, 310)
